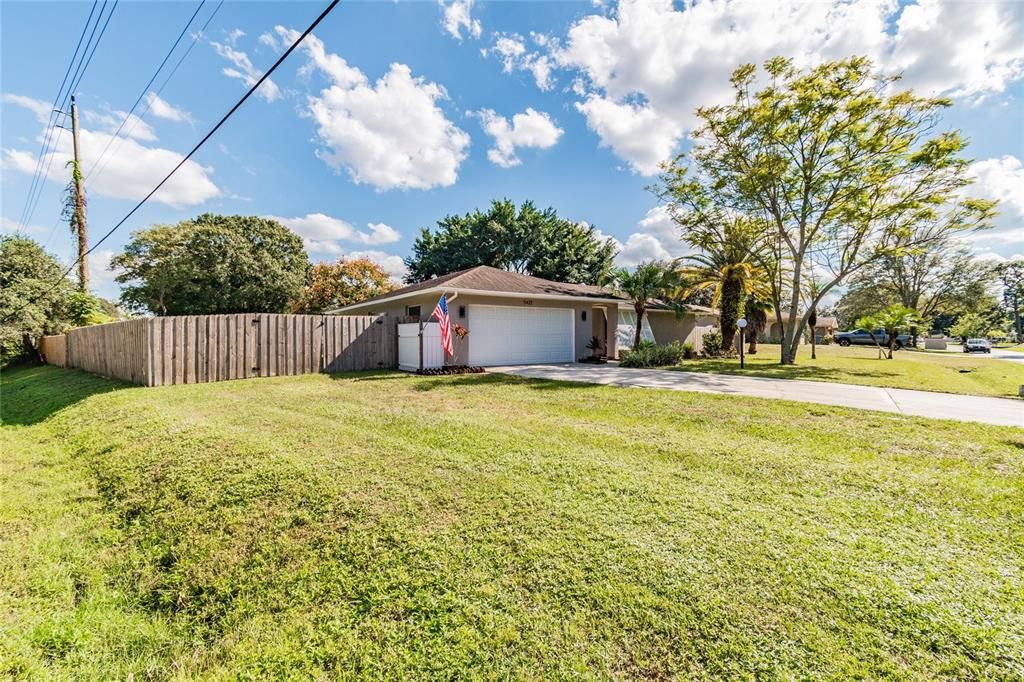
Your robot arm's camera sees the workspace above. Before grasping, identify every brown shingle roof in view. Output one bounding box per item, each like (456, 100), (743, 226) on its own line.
(331, 265), (719, 315)
(330, 265), (625, 311)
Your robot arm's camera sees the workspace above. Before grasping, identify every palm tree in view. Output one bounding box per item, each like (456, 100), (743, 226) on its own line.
(744, 296), (771, 355)
(607, 262), (678, 349)
(678, 218), (770, 354)
(857, 305), (919, 359)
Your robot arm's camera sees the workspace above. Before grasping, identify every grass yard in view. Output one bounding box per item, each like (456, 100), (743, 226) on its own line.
(671, 343), (1024, 398)
(2, 365), (1022, 679)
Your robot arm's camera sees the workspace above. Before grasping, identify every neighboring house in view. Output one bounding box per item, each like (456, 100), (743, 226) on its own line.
(328, 265), (717, 366)
(761, 310), (839, 344)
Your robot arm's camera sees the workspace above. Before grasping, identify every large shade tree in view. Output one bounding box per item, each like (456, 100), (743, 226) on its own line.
(112, 214), (309, 315)
(289, 258), (397, 313)
(0, 236), (74, 362)
(657, 56), (994, 365)
(839, 229), (996, 344)
(998, 261), (1024, 341)
(405, 199), (617, 285)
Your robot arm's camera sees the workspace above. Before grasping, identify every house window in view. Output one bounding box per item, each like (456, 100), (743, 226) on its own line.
(406, 305), (421, 319)
(582, 310), (588, 322)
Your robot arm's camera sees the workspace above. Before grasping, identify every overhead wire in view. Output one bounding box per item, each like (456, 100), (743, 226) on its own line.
(13, 0), (341, 315)
(15, 0), (99, 231)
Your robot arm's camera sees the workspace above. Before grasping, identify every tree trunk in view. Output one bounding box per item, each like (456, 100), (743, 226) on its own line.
(910, 324), (919, 348)
(748, 333), (758, 355)
(719, 277), (743, 356)
(808, 308), (817, 361)
(633, 304), (644, 349)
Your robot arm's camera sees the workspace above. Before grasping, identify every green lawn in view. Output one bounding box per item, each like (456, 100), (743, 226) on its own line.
(671, 343), (1024, 398)
(2, 365), (1022, 679)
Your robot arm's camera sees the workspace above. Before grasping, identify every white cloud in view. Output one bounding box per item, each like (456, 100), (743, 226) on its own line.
(962, 155), (1024, 257)
(0, 216), (48, 236)
(611, 205), (693, 267)
(440, 0), (481, 41)
(483, 33), (555, 90)
(1, 96), (219, 208)
(347, 249), (408, 281)
(280, 28), (471, 190)
(87, 249), (118, 294)
(227, 28), (246, 45)
(84, 109), (157, 142)
(144, 92), (191, 122)
(269, 213), (402, 254)
(211, 40), (281, 102)
(474, 107), (563, 168)
(574, 96), (680, 175)
(553, 0), (1024, 174)
(1, 93), (51, 123)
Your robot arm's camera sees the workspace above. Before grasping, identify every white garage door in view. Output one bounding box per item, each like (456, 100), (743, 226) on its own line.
(468, 304), (575, 366)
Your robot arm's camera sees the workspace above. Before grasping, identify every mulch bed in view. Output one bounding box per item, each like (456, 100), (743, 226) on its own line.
(415, 366), (485, 375)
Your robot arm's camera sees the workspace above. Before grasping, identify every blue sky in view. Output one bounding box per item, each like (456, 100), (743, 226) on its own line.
(2, 0), (1022, 301)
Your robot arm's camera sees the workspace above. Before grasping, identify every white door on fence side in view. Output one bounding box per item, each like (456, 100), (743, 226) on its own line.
(468, 304), (574, 366)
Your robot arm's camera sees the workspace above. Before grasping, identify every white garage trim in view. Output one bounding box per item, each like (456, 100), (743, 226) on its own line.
(468, 304), (575, 366)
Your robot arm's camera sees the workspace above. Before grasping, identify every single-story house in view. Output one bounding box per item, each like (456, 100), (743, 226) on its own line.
(761, 310), (839, 344)
(328, 265), (718, 367)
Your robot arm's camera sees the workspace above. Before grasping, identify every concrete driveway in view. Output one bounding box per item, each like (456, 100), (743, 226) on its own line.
(487, 364), (1024, 428)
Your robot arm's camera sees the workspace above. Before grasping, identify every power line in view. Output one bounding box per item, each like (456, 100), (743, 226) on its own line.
(19, 0), (341, 313)
(90, 0), (225, 184)
(85, 0), (207, 181)
(46, 0), (224, 248)
(20, 1), (119, 232)
(15, 0), (99, 231)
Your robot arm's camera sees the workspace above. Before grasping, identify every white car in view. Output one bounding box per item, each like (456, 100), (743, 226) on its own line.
(963, 338), (992, 353)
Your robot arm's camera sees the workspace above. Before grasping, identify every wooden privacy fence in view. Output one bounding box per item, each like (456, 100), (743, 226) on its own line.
(42, 314), (397, 386)
(39, 334), (67, 367)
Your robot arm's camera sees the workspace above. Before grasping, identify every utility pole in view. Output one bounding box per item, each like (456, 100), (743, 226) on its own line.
(70, 95), (89, 291)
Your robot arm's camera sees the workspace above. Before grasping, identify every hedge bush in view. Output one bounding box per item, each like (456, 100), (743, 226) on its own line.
(619, 340), (685, 368)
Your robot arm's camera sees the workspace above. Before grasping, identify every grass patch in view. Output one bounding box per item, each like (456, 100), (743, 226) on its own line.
(2, 365), (1023, 678)
(671, 343), (1024, 398)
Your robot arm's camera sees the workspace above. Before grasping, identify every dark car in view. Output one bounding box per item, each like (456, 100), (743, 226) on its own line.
(834, 329), (912, 349)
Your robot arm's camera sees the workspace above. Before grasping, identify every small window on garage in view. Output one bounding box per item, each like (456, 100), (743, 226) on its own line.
(406, 305), (421, 319)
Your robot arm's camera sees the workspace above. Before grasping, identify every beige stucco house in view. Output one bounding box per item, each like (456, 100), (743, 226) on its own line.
(761, 310), (839, 344)
(329, 266), (718, 366)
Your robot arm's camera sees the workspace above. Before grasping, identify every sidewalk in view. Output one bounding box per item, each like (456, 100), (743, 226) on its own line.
(487, 364), (1024, 428)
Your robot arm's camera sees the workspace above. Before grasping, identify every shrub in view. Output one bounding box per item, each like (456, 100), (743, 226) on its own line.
(682, 341), (697, 360)
(701, 331), (724, 358)
(619, 341), (684, 368)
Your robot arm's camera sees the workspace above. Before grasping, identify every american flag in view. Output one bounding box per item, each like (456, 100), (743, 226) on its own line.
(433, 294), (453, 357)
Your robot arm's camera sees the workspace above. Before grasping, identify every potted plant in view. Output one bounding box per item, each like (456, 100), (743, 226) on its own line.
(586, 335), (603, 360)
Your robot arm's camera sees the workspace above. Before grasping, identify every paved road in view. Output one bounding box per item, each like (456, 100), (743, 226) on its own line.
(488, 364), (1024, 428)
(935, 345), (1024, 363)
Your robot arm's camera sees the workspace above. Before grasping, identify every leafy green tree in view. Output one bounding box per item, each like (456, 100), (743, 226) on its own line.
(65, 292), (117, 327)
(997, 261), (1024, 341)
(112, 214), (309, 315)
(289, 257), (397, 313)
(948, 312), (989, 343)
(607, 262), (679, 349)
(840, 235), (996, 345)
(0, 236), (73, 363)
(678, 217), (771, 354)
(856, 305), (918, 359)
(405, 199), (617, 284)
(657, 56), (995, 365)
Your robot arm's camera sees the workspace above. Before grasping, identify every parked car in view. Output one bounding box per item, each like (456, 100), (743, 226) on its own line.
(834, 329), (912, 349)
(963, 338), (992, 353)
